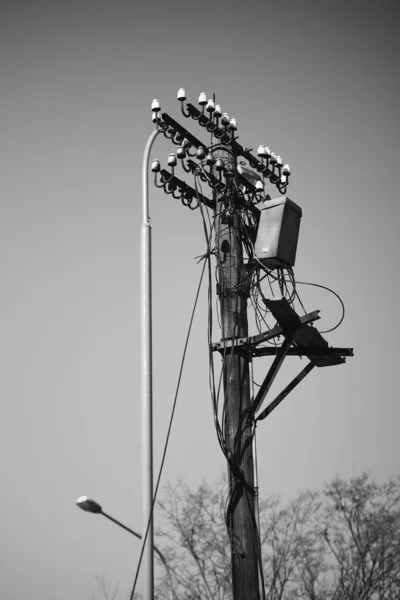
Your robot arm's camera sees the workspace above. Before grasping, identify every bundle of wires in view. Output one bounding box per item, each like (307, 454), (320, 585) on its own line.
(195, 169), (267, 598)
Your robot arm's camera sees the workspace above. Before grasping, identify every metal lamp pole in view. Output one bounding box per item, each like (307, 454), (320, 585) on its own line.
(141, 130), (159, 600)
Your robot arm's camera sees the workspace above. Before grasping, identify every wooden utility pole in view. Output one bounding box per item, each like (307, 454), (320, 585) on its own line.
(214, 145), (260, 600)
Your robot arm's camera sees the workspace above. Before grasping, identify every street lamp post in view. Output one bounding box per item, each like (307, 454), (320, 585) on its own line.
(141, 130), (159, 600)
(77, 130), (161, 600)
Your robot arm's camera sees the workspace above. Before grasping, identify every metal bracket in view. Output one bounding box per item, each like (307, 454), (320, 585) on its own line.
(250, 338), (292, 416)
(211, 309), (320, 353)
(160, 170), (213, 209)
(244, 297), (354, 418)
(161, 112), (205, 150)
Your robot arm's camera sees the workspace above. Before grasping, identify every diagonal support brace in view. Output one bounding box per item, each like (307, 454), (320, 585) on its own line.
(256, 362), (316, 422)
(250, 338), (292, 416)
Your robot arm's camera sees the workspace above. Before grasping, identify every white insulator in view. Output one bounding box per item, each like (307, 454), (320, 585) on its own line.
(269, 152), (277, 165)
(264, 146), (271, 157)
(205, 152), (216, 166)
(198, 92), (207, 105)
(177, 88), (186, 101)
(151, 159), (161, 173)
(229, 118), (237, 131)
(257, 145), (266, 157)
(214, 104), (222, 117)
(151, 99), (161, 112)
(167, 153), (177, 167)
(282, 163), (291, 175)
(206, 99), (215, 113)
(221, 113), (230, 125)
(215, 158), (225, 171)
(276, 155), (283, 167)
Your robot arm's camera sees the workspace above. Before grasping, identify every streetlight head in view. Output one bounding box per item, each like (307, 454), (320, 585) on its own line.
(76, 496), (102, 514)
(151, 99), (161, 113)
(177, 88), (186, 101)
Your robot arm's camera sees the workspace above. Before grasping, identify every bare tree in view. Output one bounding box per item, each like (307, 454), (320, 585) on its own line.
(93, 575), (120, 600)
(155, 479), (232, 600)
(322, 473), (400, 600)
(155, 473), (400, 600)
(259, 491), (325, 600)
(94, 473), (400, 599)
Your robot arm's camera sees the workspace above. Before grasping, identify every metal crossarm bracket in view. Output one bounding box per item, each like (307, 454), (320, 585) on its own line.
(184, 104), (282, 186)
(247, 297), (354, 417)
(211, 309), (320, 353)
(159, 170), (214, 209)
(254, 346), (354, 358)
(251, 310), (320, 347)
(161, 112), (205, 150)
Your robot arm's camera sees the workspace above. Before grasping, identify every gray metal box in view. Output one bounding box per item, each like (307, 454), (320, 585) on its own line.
(254, 196), (302, 268)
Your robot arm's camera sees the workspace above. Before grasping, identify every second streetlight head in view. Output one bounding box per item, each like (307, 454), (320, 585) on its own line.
(76, 496), (102, 514)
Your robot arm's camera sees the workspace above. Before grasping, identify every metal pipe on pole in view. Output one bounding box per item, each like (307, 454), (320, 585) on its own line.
(141, 130), (159, 600)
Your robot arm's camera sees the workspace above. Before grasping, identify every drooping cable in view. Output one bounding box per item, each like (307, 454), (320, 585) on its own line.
(293, 278), (345, 333)
(129, 259), (207, 600)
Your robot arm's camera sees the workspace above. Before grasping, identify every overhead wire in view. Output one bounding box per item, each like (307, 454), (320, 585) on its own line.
(291, 278), (345, 333)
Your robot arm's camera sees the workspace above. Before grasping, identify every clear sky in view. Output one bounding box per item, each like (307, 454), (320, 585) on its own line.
(1, 1), (399, 599)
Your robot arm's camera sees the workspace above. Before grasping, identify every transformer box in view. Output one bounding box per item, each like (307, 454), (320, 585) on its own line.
(254, 196), (302, 269)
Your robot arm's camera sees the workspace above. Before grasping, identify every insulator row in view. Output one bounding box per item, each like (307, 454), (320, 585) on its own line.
(151, 94), (291, 197)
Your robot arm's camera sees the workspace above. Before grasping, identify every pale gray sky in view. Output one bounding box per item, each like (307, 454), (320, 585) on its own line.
(1, 1), (399, 599)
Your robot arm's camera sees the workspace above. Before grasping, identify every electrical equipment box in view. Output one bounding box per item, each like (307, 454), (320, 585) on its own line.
(254, 196), (302, 269)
